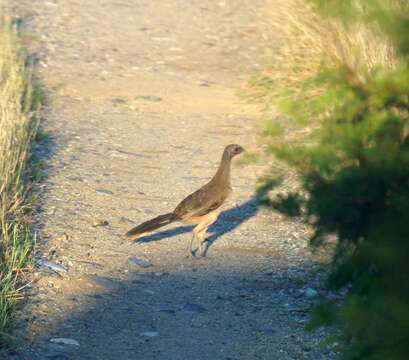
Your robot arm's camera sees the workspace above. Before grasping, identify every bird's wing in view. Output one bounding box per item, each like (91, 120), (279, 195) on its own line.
(173, 183), (230, 220)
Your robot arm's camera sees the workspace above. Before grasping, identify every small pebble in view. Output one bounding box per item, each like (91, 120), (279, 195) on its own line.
(36, 259), (68, 274)
(50, 338), (80, 347)
(304, 288), (318, 298)
(92, 220), (109, 227)
(181, 303), (207, 314)
(140, 331), (159, 337)
(134, 95), (162, 102)
(96, 189), (113, 195)
(128, 256), (152, 268)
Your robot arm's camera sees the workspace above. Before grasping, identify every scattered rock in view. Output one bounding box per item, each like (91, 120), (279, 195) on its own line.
(95, 189), (114, 195)
(180, 303), (207, 314)
(198, 80), (210, 87)
(128, 256), (152, 268)
(111, 97), (126, 105)
(50, 338), (80, 347)
(304, 288), (318, 298)
(36, 259), (68, 274)
(134, 95), (162, 102)
(140, 331), (159, 337)
(92, 220), (109, 227)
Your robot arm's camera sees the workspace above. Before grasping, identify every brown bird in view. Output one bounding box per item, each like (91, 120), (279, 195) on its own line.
(125, 144), (245, 257)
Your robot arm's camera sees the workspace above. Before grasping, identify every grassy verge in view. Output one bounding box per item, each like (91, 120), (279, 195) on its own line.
(247, 0), (395, 114)
(0, 9), (40, 346)
(245, 0), (396, 195)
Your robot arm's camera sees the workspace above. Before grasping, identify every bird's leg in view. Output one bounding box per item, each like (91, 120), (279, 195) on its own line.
(189, 222), (208, 257)
(197, 214), (219, 257)
(199, 241), (209, 257)
(197, 227), (209, 257)
(188, 230), (197, 257)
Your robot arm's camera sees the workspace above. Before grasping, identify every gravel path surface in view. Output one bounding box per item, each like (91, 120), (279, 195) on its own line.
(9, 1), (334, 359)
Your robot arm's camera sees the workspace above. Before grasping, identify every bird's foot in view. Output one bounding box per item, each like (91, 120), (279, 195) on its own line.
(186, 248), (196, 258)
(198, 241), (209, 257)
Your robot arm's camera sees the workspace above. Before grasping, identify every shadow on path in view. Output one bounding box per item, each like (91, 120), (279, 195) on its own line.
(134, 197), (259, 255)
(16, 259), (326, 360)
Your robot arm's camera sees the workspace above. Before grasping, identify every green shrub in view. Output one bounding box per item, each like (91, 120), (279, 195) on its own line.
(256, 1), (409, 359)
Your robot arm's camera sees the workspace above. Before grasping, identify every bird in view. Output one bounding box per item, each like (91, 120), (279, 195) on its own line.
(125, 144), (245, 257)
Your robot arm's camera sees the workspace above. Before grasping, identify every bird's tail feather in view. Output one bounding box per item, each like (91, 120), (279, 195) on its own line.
(125, 212), (175, 238)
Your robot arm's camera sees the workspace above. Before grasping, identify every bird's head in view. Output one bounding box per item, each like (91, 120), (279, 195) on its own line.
(224, 144), (245, 158)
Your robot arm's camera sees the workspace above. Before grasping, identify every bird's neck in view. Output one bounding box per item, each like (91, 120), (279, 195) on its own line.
(212, 151), (232, 186)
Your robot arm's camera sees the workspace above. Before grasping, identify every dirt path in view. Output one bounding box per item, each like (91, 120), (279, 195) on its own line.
(11, 1), (333, 359)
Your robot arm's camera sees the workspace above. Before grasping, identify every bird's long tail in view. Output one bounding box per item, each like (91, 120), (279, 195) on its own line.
(125, 212), (175, 238)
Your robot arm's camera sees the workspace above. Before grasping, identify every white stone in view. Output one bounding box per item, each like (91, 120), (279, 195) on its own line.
(50, 338), (80, 347)
(304, 288), (318, 298)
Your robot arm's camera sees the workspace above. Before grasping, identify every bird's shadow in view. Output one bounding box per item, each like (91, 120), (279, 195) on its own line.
(134, 197), (259, 255)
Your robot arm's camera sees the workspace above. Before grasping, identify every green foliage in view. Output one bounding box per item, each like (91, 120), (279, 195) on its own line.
(306, 298), (338, 331)
(262, 117), (285, 137)
(237, 151), (263, 166)
(258, 1), (409, 359)
(255, 176), (283, 206)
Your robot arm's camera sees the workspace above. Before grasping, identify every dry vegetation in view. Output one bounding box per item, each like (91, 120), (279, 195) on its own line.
(246, 0), (397, 130)
(244, 0), (399, 187)
(0, 9), (39, 344)
(250, 0), (396, 98)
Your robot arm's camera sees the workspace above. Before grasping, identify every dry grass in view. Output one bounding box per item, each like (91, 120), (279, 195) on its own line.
(243, 0), (400, 206)
(245, 0), (400, 146)
(246, 0), (397, 113)
(0, 9), (40, 345)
